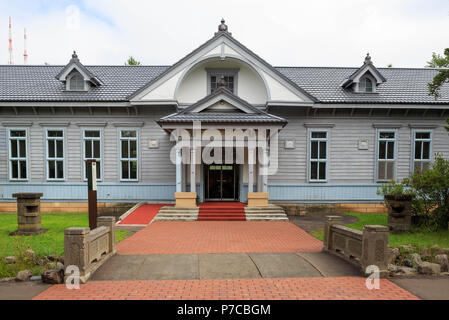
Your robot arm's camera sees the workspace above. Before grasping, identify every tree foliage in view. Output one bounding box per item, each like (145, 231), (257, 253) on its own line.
(427, 48), (449, 99)
(125, 56), (141, 66)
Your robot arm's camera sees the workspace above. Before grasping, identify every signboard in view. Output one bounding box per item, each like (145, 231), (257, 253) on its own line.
(86, 160), (98, 229)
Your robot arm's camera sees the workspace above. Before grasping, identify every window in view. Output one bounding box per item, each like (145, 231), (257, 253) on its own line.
(359, 77), (373, 93)
(413, 131), (432, 173)
(46, 130), (64, 180)
(120, 130), (138, 181)
(377, 131), (395, 181)
(310, 131), (328, 181)
(83, 130), (102, 180)
(69, 74), (85, 91)
(9, 129), (27, 180)
(207, 69), (238, 94)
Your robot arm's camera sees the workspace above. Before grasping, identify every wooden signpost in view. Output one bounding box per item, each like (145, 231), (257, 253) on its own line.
(87, 160), (98, 229)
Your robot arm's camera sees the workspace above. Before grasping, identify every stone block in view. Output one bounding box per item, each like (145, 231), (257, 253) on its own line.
(175, 192), (197, 208)
(247, 192), (269, 207)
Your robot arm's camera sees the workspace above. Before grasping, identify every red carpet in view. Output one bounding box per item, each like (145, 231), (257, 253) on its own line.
(119, 204), (172, 225)
(198, 202), (246, 221)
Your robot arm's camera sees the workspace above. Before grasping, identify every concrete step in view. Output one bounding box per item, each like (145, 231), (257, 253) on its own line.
(155, 206), (199, 221)
(244, 205), (288, 221)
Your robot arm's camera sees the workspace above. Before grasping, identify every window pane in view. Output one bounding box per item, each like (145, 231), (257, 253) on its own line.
(85, 130), (100, 138)
(319, 162), (326, 180)
(386, 162), (394, 180)
(122, 161), (129, 179)
(379, 141), (386, 159)
(365, 78), (373, 92)
(11, 140), (18, 158)
(48, 140), (55, 158)
(121, 141), (128, 158)
(387, 141), (394, 159)
(311, 162), (318, 180)
(130, 161), (137, 179)
(11, 130), (25, 137)
(416, 132), (430, 139)
(312, 132), (326, 139)
(121, 131), (136, 138)
(56, 140), (63, 158)
(48, 130), (63, 137)
(85, 140), (92, 158)
(93, 141), (100, 158)
(49, 161), (55, 179)
(422, 142), (430, 160)
(19, 140), (26, 158)
(57, 161), (64, 179)
(130, 140), (137, 158)
(378, 161), (386, 180)
(319, 141), (326, 159)
(11, 161), (18, 179)
(20, 160), (27, 179)
(414, 141), (422, 159)
(380, 132), (394, 139)
(311, 141), (318, 159)
(96, 162), (101, 179)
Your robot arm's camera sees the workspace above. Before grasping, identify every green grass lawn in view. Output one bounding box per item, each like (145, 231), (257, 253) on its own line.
(310, 213), (449, 249)
(0, 213), (131, 278)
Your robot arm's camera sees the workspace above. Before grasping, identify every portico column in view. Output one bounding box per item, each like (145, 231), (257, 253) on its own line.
(190, 148), (196, 193)
(248, 147), (255, 193)
(261, 147), (268, 192)
(176, 148), (182, 193)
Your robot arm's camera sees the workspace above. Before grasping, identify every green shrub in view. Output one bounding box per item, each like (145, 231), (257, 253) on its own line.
(404, 155), (449, 230)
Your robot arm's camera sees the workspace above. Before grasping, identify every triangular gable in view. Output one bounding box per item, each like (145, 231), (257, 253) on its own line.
(341, 54), (386, 88)
(56, 52), (101, 86)
(130, 24), (316, 104)
(180, 87), (264, 114)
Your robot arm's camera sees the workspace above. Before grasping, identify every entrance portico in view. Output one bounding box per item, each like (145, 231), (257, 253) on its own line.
(158, 87), (286, 206)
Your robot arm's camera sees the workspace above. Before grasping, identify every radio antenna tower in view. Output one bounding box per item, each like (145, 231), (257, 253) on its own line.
(8, 17), (13, 65)
(23, 28), (28, 64)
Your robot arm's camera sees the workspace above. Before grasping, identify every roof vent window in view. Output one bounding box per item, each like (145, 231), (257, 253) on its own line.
(359, 77), (373, 93)
(69, 73), (85, 91)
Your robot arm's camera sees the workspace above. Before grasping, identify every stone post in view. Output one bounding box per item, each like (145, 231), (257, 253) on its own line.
(361, 225), (389, 278)
(10, 193), (46, 236)
(323, 215), (343, 251)
(64, 227), (90, 281)
(97, 216), (116, 254)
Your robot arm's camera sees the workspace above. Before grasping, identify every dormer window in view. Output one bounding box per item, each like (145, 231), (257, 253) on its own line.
(207, 68), (239, 94)
(68, 73), (85, 91)
(359, 77), (373, 93)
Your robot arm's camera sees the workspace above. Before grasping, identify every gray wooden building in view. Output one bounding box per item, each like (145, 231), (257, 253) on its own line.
(1, 20), (448, 210)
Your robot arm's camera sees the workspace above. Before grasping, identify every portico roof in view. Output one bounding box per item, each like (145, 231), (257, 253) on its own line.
(158, 87), (287, 125)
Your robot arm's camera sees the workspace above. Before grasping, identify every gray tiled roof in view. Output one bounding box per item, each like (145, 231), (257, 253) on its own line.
(277, 66), (449, 104)
(158, 112), (286, 123)
(0, 65), (169, 102)
(0, 64), (448, 104)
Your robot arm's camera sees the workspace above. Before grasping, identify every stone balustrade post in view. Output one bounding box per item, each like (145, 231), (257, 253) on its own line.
(64, 227), (90, 278)
(361, 225), (389, 277)
(97, 216), (116, 254)
(323, 215), (343, 251)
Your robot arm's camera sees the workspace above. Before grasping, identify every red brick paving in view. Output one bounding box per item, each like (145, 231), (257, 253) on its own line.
(119, 204), (172, 225)
(33, 277), (419, 300)
(116, 221), (323, 255)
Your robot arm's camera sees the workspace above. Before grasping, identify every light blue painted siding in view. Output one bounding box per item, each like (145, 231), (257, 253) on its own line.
(0, 182), (175, 202)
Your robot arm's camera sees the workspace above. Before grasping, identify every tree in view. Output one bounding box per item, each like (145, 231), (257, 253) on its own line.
(125, 56), (141, 66)
(427, 48), (449, 99)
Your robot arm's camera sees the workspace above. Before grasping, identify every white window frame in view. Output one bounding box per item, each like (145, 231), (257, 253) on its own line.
(8, 128), (28, 181)
(66, 72), (87, 91)
(82, 129), (103, 181)
(119, 129), (139, 182)
(46, 129), (65, 181)
(308, 129), (329, 183)
(376, 129), (397, 182)
(206, 68), (239, 94)
(412, 129), (433, 173)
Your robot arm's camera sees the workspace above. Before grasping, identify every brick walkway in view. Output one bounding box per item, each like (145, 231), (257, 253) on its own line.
(117, 221), (323, 255)
(33, 277), (418, 300)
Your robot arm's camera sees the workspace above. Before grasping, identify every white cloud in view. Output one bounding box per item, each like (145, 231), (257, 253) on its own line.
(0, 0), (448, 67)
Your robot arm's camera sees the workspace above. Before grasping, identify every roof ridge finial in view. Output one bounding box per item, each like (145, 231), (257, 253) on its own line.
(365, 52), (372, 64)
(72, 51), (79, 60)
(218, 18), (228, 32)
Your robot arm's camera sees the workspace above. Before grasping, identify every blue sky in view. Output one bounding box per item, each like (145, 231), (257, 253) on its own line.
(1, 0), (448, 67)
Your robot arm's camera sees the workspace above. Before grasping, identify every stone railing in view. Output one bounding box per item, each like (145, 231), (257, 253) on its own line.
(323, 215), (389, 277)
(64, 216), (116, 283)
